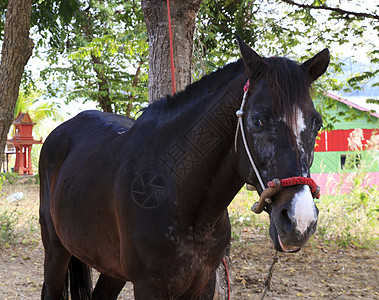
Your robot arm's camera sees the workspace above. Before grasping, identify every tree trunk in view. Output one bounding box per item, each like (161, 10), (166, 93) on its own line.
(0, 0), (34, 166)
(141, 0), (203, 102)
(141, 2), (230, 299)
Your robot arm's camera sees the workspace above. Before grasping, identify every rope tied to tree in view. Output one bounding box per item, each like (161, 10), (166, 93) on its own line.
(166, 0), (176, 95)
(166, 2), (230, 298)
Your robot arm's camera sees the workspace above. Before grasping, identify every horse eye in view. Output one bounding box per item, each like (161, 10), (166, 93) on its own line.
(252, 117), (263, 127)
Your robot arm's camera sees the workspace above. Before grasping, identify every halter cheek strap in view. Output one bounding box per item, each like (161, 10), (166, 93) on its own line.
(235, 80), (321, 214)
(234, 79), (266, 192)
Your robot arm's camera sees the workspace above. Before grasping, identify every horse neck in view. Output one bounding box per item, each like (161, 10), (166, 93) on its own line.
(165, 74), (246, 227)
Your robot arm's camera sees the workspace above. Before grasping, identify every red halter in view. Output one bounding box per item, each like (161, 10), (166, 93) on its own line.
(251, 177), (320, 214)
(272, 177), (320, 199)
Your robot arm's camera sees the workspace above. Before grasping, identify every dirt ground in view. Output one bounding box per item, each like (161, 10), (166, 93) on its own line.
(1, 180), (378, 299)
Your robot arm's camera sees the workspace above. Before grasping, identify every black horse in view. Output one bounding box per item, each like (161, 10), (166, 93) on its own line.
(39, 37), (329, 299)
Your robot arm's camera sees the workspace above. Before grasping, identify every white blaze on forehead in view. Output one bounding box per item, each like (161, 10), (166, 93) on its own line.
(291, 185), (317, 234)
(294, 108), (306, 141)
(282, 107), (306, 144)
(282, 107), (308, 176)
(293, 109), (309, 176)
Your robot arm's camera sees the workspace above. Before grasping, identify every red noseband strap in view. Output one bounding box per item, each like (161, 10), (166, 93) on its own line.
(251, 176), (321, 214)
(268, 176), (320, 199)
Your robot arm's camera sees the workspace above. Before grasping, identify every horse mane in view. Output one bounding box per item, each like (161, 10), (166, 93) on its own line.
(147, 59), (245, 112)
(146, 55), (311, 129)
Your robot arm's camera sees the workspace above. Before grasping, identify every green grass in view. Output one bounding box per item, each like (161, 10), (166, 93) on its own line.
(315, 178), (379, 249)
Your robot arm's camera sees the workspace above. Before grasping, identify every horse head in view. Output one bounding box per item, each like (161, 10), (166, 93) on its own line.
(235, 36), (329, 252)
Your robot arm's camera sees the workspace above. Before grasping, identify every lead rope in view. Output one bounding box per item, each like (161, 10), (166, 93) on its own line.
(234, 79), (266, 192)
(261, 251), (279, 300)
(235, 91), (281, 298)
(222, 258), (231, 300)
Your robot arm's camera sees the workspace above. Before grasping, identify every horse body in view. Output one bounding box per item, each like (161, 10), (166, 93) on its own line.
(39, 38), (330, 299)
(40, 72), (246, 298)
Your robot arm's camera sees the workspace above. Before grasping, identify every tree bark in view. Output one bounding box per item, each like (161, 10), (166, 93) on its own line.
(141, 0), (203, 102)
(0, 0), (34, 166)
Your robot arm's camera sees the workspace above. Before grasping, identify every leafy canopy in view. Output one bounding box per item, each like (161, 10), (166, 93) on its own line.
(0, 0), (377, 126)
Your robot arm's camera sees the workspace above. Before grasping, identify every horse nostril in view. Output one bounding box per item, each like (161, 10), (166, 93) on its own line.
(281, 208), (289, 221)
(308, 220), (317, 234)
(281, 209), (293, 232)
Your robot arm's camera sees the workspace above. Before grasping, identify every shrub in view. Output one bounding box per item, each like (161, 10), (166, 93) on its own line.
(0, 207), (19, 244)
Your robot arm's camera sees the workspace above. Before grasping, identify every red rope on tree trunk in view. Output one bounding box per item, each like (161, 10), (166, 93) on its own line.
(167, 0), (176, 95)
(166, 3), (229, 298)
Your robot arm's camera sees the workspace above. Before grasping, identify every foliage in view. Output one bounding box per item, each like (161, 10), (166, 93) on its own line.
(1, 0), (378, 123)
(15, 85), (63, 122)
(194, 0), (379, 128)
(2, 172), (18, 185)
(229, 188), (269, 243)
(0, 173), (3, 194)
(316, 183), (379, 248)
(0, 178), (40, 247)
(316, 148), (379, 248)
(40, 0), (149, 116)
(0, 0), (81, 46)
(0, 206), (19, 244)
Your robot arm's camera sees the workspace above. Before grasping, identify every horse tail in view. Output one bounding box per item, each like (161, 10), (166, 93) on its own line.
(67, 256), (92, 300)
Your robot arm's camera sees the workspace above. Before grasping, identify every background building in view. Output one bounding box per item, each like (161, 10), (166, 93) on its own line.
(311, 93), (378, 195)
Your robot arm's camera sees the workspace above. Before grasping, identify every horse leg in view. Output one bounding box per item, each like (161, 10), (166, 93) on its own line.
(92, 274), (126, 300)
(133, 281), (164, 300)
(209, 261), (230, 300)
(42, 251), (71, 300)
(198, 274), (217, 300)
(41, 238), (71, 299)
(40, 208), (71, 300)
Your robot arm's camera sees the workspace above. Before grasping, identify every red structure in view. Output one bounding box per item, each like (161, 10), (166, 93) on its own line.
(314, 129), (377, 152)
(8, 112), (42, 175)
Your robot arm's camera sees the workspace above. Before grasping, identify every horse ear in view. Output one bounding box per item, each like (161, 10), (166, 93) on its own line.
(236, 35), (263, 78)
(302, 48), (330, 83)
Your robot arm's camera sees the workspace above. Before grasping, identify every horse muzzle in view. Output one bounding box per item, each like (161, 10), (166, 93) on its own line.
(252, 178), (320, 252)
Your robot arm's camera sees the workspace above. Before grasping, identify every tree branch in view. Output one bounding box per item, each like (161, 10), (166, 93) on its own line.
(91, 54), (113, 113)
(126, 60), (144, 117)
(280, 0), (379, 21)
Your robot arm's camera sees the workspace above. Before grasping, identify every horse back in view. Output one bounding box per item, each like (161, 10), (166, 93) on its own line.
(39, 110), (136, 278)
(40, 110), (134, 188)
